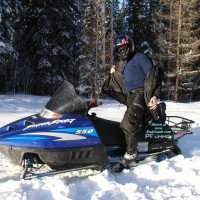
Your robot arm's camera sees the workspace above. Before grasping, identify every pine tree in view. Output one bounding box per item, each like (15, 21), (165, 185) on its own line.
(0, 0), (21, 93)
(76, 1), (98, 97)
(152, 0), (200, 102)
(178, 0), (200, 101)
(14, 0), (80, 95)
(113, 0), (125, 35)
(124, 0), (154, 50)
(77, 0), (113, 98)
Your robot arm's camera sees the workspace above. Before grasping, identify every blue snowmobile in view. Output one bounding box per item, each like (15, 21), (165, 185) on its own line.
(0, 81), (194, 179)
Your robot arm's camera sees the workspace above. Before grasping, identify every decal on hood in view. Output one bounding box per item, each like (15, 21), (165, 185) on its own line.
(20, 132), (86, 141)
(23, 119), (76, 131)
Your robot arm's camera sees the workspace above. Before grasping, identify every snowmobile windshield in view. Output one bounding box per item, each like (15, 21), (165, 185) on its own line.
(41, 81), (88, 116)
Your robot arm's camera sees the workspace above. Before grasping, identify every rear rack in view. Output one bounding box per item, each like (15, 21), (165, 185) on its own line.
(165, 116), (195, 138)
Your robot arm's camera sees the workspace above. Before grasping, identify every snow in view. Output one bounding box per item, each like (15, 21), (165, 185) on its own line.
(0, 95), (200, 200)
(0, 41), (6, 48)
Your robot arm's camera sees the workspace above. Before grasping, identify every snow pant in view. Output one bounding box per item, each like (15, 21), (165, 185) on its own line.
(119, 88), (146, 155)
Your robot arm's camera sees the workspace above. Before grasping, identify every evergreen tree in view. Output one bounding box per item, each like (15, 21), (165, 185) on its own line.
(15, 0), (80, 95)
(77, 0), (112, 98)
(113, 0), (125, 35)
(0, 0), (21, 93)
(177, 0), (200, 101)
(152, 0), (200, 102)
(1, 0), (199, 101)
(124, 0), (154, 50)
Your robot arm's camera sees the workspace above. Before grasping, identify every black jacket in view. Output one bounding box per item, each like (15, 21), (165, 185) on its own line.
(102, 58), (163, 119)
(144, 61), (163, 119)
(102, 60), (127, 105)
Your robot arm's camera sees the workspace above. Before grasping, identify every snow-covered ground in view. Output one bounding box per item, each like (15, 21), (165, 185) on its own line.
(0, 95), (200, 200)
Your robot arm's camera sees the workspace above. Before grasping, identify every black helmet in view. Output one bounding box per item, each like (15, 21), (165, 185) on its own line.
(114, 35), (135, 61)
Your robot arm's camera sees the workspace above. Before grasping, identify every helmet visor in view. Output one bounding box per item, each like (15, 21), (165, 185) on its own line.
(116, 45), (129, 54)
(116, 45), (129, 61)
(116, 37), (127, 46)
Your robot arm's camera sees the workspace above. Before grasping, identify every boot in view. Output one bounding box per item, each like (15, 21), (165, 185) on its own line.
(111, 152), (137, 172)
(121, 152), (137, 166)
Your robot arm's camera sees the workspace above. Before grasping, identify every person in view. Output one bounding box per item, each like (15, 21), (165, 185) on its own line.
(109, 35), (160, 168)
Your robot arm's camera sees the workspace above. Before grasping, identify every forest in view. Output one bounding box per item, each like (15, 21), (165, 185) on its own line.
(0, 0), (199, 102)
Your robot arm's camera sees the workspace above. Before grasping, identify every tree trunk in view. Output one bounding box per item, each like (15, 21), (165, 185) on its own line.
(101, 0), (106, 70)
(110, 0), (114, 67)
(174, 0), (182, 103)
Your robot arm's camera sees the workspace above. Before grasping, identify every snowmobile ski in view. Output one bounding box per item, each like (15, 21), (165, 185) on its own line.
(21, 164), (101, 180)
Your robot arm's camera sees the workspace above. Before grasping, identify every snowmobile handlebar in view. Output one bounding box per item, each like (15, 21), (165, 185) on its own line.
(86, 100), (102, 111)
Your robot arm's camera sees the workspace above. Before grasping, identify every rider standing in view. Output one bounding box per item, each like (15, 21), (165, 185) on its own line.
(109, 35), (159, 168)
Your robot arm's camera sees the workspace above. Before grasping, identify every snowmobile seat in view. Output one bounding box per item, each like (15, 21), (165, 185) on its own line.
(144, 102), (167, 126)
(156, 102), (166, 123)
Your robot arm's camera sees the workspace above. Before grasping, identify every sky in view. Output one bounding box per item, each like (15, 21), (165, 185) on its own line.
(0, 94), (200, 200)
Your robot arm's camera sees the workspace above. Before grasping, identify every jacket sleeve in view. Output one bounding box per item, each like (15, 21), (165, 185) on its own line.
(101, 61), (127, 105)
(152, 67), (163, 98)
(144, 64), (163, 120)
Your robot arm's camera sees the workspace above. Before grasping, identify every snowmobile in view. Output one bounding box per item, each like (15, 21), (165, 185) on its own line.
(0, 81), (194, 179)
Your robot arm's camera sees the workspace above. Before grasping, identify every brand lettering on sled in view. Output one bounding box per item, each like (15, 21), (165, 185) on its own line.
(23, 119), (76, 131)
(145, 134), (172, 139)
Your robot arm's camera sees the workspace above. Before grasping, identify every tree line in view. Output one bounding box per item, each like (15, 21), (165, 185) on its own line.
(0, 0), (199, 102)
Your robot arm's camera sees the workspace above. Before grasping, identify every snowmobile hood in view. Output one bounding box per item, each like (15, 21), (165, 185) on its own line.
(0, 113), (101, 148)
(0, 81), (101, 148)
